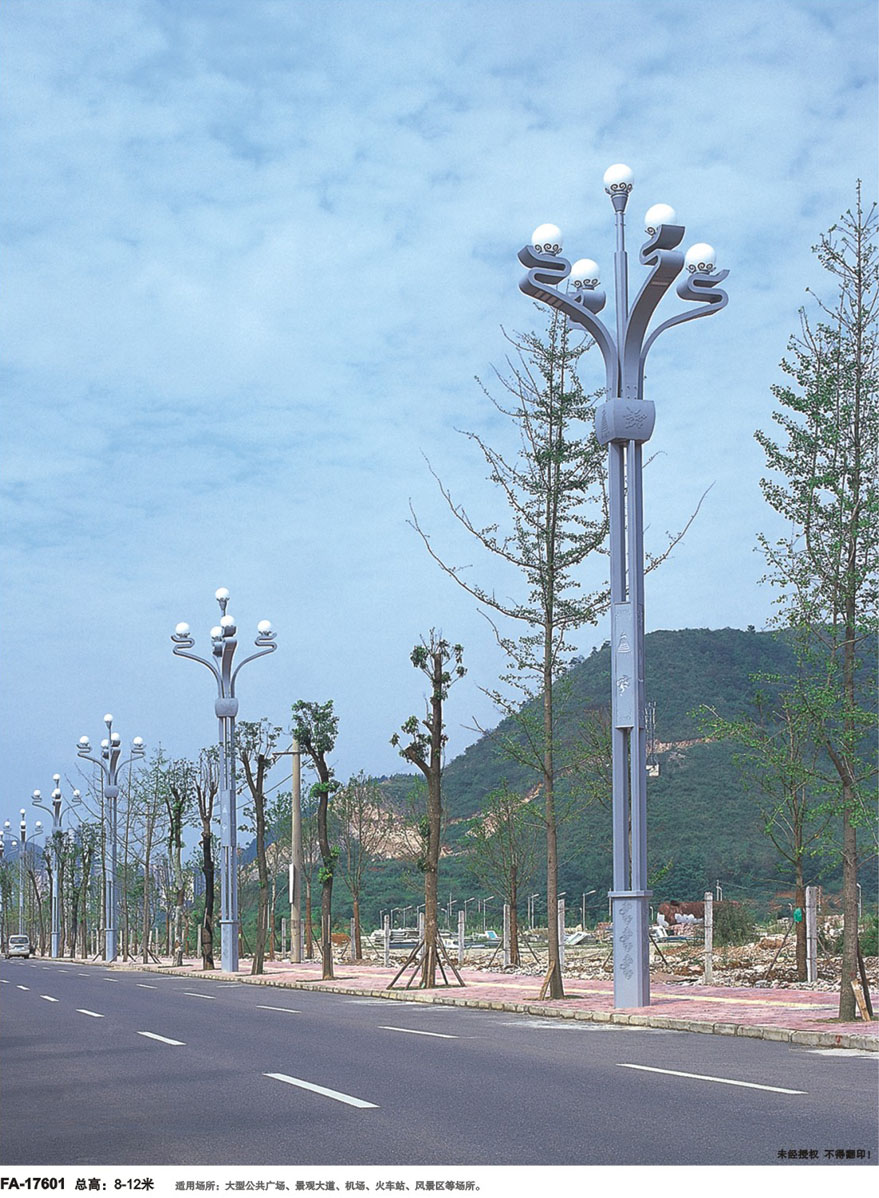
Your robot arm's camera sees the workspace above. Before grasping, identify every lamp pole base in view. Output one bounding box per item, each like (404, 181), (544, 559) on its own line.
(609, 890), (652, 1008)
(220, 919), (239, 973)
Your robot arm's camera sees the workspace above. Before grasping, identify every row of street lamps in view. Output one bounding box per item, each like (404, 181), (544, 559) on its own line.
(1, 588), (276, 969)
(4, 165), (726, 1010)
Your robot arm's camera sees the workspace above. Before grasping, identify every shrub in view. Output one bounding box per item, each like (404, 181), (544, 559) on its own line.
(714, 901), (756, 947)
(860, 914), (878, 957)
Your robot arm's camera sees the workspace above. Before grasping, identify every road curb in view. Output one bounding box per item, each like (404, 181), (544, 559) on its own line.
(120, 963), (877, 1051)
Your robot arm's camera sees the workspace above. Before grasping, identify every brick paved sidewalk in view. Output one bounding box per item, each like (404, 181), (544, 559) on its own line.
(101, 954), (878, 1051)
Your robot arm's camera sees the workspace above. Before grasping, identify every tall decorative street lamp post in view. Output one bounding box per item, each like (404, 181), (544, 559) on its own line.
(518, 163), (728, 1008)
(33, 777), (82, 958)
(77, 717), (145, 963)
(17, 809), (43, 937)
(1, 822), (17, 951)
(172, 588), (277, 973)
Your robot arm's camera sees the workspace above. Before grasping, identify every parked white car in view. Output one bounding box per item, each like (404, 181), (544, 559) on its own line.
(5, 934), (31, 959)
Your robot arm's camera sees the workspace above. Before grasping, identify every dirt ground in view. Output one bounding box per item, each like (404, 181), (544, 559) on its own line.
(361, 935), (878, 994)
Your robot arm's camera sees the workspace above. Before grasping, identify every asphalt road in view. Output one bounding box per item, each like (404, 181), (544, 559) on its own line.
(1, 958), (877, 1167)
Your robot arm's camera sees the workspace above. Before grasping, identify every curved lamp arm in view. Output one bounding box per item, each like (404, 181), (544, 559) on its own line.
(231, 638), (278, 692)
(518, 245), (619, 397)
(171, 638), (222, 689)
(635, 268), (728, 399)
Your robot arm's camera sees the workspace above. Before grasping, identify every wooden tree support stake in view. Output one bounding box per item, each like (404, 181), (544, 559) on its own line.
(851, 978), (873, 1022)
(538, 958), (558, 1000)
(387, 934), (466, 990)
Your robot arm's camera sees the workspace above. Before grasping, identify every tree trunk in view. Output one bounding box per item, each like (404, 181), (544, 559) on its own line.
(837, 617), (859, 1022)
(173, 889), (185, 967)
(320, 878), (333, 979)
(543, 678), (564, 998)
(509, 866), (520, 967)
(794, 874), (807, 982)
(304, 879), (314, 959)
(839, 796), (859, 1021)
(352, 896), (362, 961)
(201, 828), (215, 969)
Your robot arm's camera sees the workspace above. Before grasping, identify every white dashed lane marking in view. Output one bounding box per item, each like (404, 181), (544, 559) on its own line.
(617, 1063), (806, 1094)
(265, 1073), (378, 1108)
(378, 1026), (457, 1039)
(137, 1031), (185, 1046)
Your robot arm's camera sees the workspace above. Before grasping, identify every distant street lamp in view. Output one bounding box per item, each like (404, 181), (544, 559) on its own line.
(77, 717), (145, 962)
(518, 163), (728, 1007)
(33, 777), (82, 957)
(0, 824), (15, 951)
(17, 809), (44, 937)
(463, 897), (477, 928)
(528, 892), (540, 931)
(581, 889), (597, 929)
(172, 588), (277, 973)
(482, 895), (494, 934)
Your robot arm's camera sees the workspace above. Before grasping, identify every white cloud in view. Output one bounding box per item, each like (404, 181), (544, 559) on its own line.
(1, 0), (876, 802)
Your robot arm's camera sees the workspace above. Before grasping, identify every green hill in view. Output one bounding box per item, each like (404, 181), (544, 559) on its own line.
(374, 627), (875, 920)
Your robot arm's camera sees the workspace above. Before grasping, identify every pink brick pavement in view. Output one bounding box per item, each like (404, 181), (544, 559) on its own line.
(126, 955), (878, 1050)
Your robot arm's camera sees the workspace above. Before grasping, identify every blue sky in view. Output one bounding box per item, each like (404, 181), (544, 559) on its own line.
(1, 0), (876, 814)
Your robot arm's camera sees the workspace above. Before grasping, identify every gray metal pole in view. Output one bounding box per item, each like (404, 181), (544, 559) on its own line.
(18, 813), (25, 936)
(172, 591), (277, 974)
(218, 706), (238, 972)
(290, 738), (303, 963)
(517, 164), (728, 1009)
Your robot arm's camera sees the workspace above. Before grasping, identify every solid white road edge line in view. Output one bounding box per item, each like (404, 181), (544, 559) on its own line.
(378, 1026), (457, 1039)
(264, 1073), (378, 1108)
(77, 1010), (105, 1018)
(617, 1063), (806, 1094)
(137, 1031), (185, 1046)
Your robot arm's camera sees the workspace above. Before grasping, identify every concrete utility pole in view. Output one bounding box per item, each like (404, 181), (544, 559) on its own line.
(806, 884), (818, 983)
(703, 890), (714, 984)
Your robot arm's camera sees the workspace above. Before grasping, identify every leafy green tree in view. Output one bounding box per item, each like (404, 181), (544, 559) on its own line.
(391, 633), (465, 987)
(127, 749), (170, 964)
(699, 671), (834, 979)
(412, 314), (703, 998)
(69, 821), (100, 958)
(332, 772), (395, 960)
(291, 701), (340, 980)
(165, 759), (198, 966)
(237, 719), (282, 975)
(464, 785), (540, 965)
(755, 185), (878, 1018)
(411, 317), (606, 998)
(0, 859), (14, 950)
